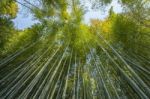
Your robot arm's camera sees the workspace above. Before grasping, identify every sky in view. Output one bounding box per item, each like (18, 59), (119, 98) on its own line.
(84, 0), (122, 24)
(13, 0), (122, 30)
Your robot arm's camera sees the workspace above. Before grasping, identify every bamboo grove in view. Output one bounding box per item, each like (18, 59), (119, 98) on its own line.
(0, 0), (150, 99)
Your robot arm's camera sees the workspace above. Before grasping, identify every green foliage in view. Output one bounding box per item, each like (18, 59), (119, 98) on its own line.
(112, 15), (139, 49)
(0, 18), (15, 48)
(0, 0), (18, 56)
(2, 24), (43, 55)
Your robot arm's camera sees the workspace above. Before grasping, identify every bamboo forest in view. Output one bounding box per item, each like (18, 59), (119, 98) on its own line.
(0, 0), (150, 99)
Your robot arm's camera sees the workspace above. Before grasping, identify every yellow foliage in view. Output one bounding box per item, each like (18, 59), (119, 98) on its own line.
(91, 18), (113, 42)
(0, 1), (18, 18)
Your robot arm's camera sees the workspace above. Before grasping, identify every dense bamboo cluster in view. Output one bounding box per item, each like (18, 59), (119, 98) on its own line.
(0, 0), (150, 99)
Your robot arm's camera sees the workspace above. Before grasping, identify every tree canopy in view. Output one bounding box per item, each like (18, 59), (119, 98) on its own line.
(0, 0), (150, 99)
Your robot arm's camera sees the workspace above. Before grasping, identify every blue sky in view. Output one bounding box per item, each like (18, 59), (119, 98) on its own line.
(13, 0), (122, 29)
